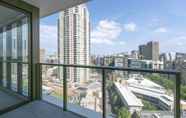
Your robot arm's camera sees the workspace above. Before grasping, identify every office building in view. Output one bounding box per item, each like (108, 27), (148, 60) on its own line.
(130, 50), (139, 59)
(139, 41), (159, 61)
(128, 58), (164, 70)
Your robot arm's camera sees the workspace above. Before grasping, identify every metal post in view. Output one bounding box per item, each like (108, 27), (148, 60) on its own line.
(6, 62), (11, 89)
(17, 21), (23, 95)
(175, 73), (181, 118)
(17, 62), (23, 94)
(0, 61), (3, 86)
(38, 64), (42, 100)
(63, 66), (67, 111)
(31, 63), (42, 100)
(102, 69), (106, 118)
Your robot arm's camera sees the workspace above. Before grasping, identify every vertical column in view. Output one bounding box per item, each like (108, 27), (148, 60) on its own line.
(0, 28), (3, 86)
(63, 66), (67, 111)
(17, 21), (23, 94)
(30, 7), (40, 100)
(2, 27), (6, 87)
(6, 25), (12, 89)
(175, 73), (181, 118)
(102, 69), (106, 118)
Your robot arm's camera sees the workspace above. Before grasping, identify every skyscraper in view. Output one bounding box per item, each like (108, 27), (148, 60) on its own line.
(40, 48), (46, 62)
(58, 4), (90, 83)
(139, 41), (159, 61)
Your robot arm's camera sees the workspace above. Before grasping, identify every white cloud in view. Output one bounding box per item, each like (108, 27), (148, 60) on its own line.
(154, 27), (167, 33)
(177, 36), (186, 40)
(118, 41), (126, 45)
(124, 22), (137, 32)
(175, 36), (186, 46)
(159, 35), (186, 52)
(40, 24), (57, 52)
(91, 19), (123, 45)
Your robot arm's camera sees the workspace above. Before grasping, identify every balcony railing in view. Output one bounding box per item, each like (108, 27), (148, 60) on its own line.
(40, 63), (181, 118)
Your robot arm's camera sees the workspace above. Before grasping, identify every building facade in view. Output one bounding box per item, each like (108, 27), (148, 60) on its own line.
(128, 58), (164, 70)
(58, 4), (90, 83)
(40, 48), (46, 62)
(139, 41), (159, 61)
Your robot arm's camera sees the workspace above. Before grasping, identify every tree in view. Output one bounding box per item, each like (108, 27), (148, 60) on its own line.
(147, 74), (174, 90)
(181, 85), (186, 99)
(131, 111), (140, 118)
(117, 107), (131, 118)
(142, 100), (157, 111)
(112, 94), (118, 105)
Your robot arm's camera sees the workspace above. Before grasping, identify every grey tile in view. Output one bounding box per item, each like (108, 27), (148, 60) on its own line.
(0, 101), (84, 118)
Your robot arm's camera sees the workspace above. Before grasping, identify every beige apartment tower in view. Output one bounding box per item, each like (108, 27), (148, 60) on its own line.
(58, 4), (90, 83)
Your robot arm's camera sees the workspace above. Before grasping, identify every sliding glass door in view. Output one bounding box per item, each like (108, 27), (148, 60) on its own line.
(0, 4), (30, 97)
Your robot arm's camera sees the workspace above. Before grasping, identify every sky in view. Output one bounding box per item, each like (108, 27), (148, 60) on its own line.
(40, 0), (186, 55)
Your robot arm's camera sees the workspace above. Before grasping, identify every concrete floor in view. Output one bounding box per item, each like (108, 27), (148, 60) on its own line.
(0, 89), (28, 113)
(0, 101), (84, 118)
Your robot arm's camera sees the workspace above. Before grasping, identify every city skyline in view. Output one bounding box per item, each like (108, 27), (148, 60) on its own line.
(0, 1), (185, 118)
(40, 0), (186, 55)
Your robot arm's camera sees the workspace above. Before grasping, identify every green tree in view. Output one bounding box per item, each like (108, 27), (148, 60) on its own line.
(112, 94), (118, 105)
(117, 107), (131, 118)
(147, 74), (174, 90)
(181, 85), (186, 99)
(131, 111), (140, 118)
(142, 100), (157, 110)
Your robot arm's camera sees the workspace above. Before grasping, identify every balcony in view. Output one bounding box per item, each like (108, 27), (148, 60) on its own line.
(0, 0), (184, 118)
(0, 62), (182, 118)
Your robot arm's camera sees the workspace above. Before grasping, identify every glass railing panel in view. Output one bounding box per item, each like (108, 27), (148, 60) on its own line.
(66, 67), (103, 117)
(180, 70), (186, 118)
(106, 70), (176, 118)
(40, 64), (180, 118)
(42, 65), (64, 107)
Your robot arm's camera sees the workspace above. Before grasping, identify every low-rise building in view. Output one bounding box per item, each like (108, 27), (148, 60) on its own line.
(128, 58), (164, 70)
(114, 82), (143, 113)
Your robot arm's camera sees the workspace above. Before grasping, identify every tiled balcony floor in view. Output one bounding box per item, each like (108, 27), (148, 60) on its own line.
(0, 101), (84, 118)
(0, 88), (28, 114)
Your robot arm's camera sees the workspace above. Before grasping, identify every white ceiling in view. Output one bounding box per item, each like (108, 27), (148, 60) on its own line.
(0, 5), (23, 27)
(0, 0), (89, 26)
(22, 0), (89, 17)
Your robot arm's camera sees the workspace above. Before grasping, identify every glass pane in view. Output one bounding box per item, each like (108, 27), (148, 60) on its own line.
(106, 70), (176, 118)
(42, 65), (64, 107)
(67, 67), (103, 117)
(0, 2), (30, 112)
(22, 64), (29, 96)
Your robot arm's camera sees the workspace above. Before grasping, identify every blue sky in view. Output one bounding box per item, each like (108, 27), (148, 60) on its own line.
(40, 0), (186, 55)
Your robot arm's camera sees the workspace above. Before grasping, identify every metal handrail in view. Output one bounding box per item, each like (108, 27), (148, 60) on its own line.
(0, 60), (29, 64)
(39, 62), (180, 75)
(39, 62), (181, 118)
(0, 60), (181, 118)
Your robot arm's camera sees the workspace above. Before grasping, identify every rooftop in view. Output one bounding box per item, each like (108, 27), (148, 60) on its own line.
(114, 82), (143, 107)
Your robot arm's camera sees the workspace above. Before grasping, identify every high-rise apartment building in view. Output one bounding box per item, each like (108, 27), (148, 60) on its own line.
(139, 41), (159, 61)
(40, 48), (46, 62)
(58, 4), (90, 83)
